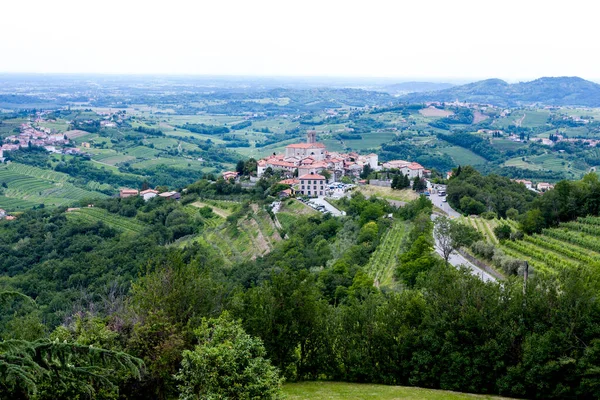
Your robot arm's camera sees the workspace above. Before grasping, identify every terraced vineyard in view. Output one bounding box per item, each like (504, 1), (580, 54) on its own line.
(179, 203), (282, 265)
(0, 163), (107, 209)
(4, 163), (70, 182)
(365, 220), (409, 288)
(66, 207), (147, 234)
(460, 215), (600, 275)
(0, 196), (38, 210)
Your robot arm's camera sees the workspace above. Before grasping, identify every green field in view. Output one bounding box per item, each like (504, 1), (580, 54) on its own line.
(0, 118), (27, 138)
(37, 119), (70, 133)
(124, 146), (160, 158)
(365, 220), (409, 287)
(130, 157), (214, 172)
(283, 382), (510, 400)
(348, 132), (397, 151)
(441, 146), (487, 165)
(492, 110), (549, 129)
(67, 207), (147, 234)
(0, 195), (39, 210)
(503, 153), (588, 179)
(490, 138), (528, 152)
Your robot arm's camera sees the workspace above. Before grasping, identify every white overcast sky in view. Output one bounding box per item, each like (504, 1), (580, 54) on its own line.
(1, 0), (599, 82)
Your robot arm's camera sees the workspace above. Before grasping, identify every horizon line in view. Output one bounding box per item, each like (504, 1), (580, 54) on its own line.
(0, 72), (598, 84)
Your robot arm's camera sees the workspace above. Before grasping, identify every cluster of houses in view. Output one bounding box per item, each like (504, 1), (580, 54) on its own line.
(0, 209), (16, 221)
(380, 160), (428, 179)
(119, 188), (181, 201)
(0, 122), (86, 162)
(255, 131), (425, 182)
(513, 179), (555, 192)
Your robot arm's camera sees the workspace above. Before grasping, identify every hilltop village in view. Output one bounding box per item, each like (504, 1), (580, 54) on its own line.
(256, 130), (427, 181)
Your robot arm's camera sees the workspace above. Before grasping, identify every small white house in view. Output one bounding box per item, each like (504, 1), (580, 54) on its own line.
(140, 189), (159, 201)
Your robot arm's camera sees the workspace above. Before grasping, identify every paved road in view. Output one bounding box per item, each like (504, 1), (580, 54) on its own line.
(429, 191), (461, 218)
(311, 197), (344, 217)
(430, 198), (496, 282)
(433, 241), (496, 282)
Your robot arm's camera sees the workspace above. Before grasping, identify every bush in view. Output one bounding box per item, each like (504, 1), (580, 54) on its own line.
(471, 240), (495, 259)
(198, 206), (215, 219)
(459, 196), (486, 215)
(494, 224), (513, 241)
(491, 251), (522, 275)
(175, 313), (283, 400)
(481, 211), (497, 220)
(506, 208), (519, 220)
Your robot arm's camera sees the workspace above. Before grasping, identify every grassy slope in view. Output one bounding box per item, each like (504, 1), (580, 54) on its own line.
(365, 220), (409, 288)
(0, 162), (108, 210)
(66, 208), (147, 234)
(355, 186), (419, 203)
(283, 382), (512, 400)
(178, 203), (282, 264)
(276, 199), (318, 231)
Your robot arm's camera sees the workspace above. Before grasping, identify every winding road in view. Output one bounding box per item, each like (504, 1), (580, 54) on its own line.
(429, 188), (497, 282)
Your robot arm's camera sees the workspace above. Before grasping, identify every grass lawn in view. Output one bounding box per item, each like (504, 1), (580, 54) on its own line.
(283, 382), (512, 400)
(356, 186), (418, 203)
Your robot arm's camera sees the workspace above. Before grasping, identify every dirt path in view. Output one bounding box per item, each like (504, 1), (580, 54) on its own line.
(515, 113), (526, 127)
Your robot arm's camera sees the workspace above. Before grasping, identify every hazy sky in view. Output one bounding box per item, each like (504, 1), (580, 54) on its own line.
(1, 0), (598, 81)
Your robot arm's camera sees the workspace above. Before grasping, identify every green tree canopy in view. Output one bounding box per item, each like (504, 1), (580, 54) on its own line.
(175, 313), (283, 400)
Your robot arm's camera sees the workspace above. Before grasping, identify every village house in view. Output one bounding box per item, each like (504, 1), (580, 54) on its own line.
(140, 189), (159, 201)
(537, 182), (554, 192)
(119, 189), (139, 198)
(158, 191), (181, 200)
(514, 179), (533, 190)
(0, 209), (6, 218)
(299, 172), (327, 197)
(222, 171), (239, 181)
(381, 160), (426, 179)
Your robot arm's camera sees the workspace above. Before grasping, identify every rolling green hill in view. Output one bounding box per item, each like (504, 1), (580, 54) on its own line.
(403, 76), (600, 107)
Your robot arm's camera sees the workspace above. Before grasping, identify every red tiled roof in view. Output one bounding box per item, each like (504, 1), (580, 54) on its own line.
(299, 173), (326, 180)
(140, 189), (159, 195)
(269, 161), (296, 168)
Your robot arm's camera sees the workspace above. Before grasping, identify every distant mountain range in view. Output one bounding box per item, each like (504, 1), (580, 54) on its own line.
(380, 81), (455, 95)
(400, 77), (600, 107)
